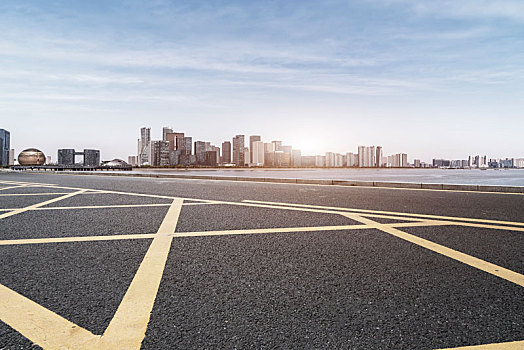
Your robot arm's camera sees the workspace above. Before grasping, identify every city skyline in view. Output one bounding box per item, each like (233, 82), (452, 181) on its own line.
(2, 1), (524, 160)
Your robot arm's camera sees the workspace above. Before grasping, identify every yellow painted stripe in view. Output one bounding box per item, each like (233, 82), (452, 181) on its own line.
(99, 198), (183, 349)
(0, 283), (99, 349)
(0, 233), (156, 246)
(342, 213), (524, 287)
(437, 339), (524, 349)
(33, 203), (172, 210)
(243, 200), (524, 228)
(0, 190), (86, 220)
(0, 192), (75, 196)
(172, 221), (450, 238)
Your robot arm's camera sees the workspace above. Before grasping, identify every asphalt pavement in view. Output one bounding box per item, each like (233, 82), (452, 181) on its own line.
(0, 172), (522, 349)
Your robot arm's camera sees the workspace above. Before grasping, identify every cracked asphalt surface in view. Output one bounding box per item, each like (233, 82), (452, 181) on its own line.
(0, 172), (522, 349)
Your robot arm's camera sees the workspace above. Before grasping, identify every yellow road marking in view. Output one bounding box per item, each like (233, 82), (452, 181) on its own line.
(0, 233), (157, 246)
(0, 221), (450, 246)
(172, 221), (450, 238)
(34, 203), (172, 210)
(341, 213), (524, 287)
(0, 192), (75, 196)
(0, 283), (99, 349)
(0, 184), (33, 192)
(243, 200), (524, 228)
(0, 190), (86, 220)
(437, 339), (524, 349)
(99, 198), (183, 349)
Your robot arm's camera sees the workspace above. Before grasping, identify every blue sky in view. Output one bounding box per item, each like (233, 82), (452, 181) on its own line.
(1, 0), (523, 161)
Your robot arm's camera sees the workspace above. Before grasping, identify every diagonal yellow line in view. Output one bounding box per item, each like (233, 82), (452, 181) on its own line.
(341, 213), (524, 288)
(0, 283), (99, 349)
(98, 198), (184, 349)
(242, 200), (524, 229)
(436, 339), (524, 349)
(0, 190), (86, 220)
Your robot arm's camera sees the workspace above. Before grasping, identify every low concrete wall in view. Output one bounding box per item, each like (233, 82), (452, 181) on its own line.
(6, 169), (524, 194)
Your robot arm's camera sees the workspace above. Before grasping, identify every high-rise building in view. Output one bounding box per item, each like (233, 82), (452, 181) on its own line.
(45, 155), (51, 165)
(292, 149), (301, 167)
(315, 155), (325, 167)
(0, 129), (10, 166)
(272, 140), (282, 152)
(232, 135), (245, 166)
(346, 152), (358, 167)
(165, 132), (185, 151)
(251, 141), (264, 165)
(249, 136), (261, 164)
(221, 141), (231, 164)
(376, 146), (383, 167)
(194, 141), (211, 164)
(178, 137), (193, 156)
(414, 159), (421, 168)
(128, 156), (137, 166)
(138, 127), (151, 165)
(335, 153), (344, 167)
(325, 152), (335, 167)
(149, 141), (170, 166)
(9, 149), (15, 165)
(243, 147), (250, 165)
(514, 158), (524, 168)
(83, 149), (100, 166)
(162, 127), (173, 141)
(358, 146), (376, 167)
(301, 156), (315, 167)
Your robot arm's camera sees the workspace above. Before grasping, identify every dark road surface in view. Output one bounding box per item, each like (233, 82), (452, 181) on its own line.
(0, 172), (522, 350)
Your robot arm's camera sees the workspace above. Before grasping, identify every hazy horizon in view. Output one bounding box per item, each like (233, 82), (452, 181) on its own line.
(2, 1), (523, 161)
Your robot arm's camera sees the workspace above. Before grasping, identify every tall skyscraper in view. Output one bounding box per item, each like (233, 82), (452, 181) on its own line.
(249, 136), (261, 164)
(162, 127), (173, 141)
(0, 129), (10, 166)
(292, 149), (301, 167)
(178, 137), (193, 156)
(346, 152), (358, 167)
(139, 127), (151, 165)
(376, 146), (383, 167)
(9, 149), (15, 165)
(272, 140), (282, 152)
(149, 141), (170, 166)
(358, 146), (376, 167)
(232, 135), (245, 166)
(325, 152), (335, 167)
(221, 141), (231, 164)
(165, 132), (185, 151)
(251, 140), (264, 165)
(194, 141), (211, 164)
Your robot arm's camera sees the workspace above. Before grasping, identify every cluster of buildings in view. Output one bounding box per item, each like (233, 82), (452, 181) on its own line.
(432, 155), (524, 169)
(129, 127), (412, 168)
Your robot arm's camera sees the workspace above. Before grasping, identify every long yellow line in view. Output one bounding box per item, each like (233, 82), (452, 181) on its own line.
(243, 200), (524, 228)
(0, 233), (157, 246)
(98, 198), (184, 349)
(342, 213), (524, 287)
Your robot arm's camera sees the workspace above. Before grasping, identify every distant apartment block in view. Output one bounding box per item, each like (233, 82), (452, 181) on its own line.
(232, 135), (245, 166)
(0, 129), (10, 166)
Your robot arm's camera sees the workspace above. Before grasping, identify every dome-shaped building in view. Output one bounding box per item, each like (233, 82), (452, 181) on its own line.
(18, 148), (46, 166)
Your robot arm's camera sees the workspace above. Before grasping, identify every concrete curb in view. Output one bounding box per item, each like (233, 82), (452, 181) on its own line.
(4, 170), (524, 194)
